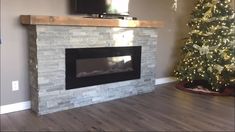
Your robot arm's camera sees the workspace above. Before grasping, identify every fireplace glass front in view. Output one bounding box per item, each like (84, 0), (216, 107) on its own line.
(76, 56), (134, 78)
(66, 46), (141, 90)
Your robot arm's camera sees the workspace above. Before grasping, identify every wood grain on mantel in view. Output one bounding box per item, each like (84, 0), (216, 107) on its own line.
(20, 15), (164, 28)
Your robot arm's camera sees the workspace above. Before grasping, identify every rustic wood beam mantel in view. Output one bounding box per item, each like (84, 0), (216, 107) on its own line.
(20, 15), (164, 28)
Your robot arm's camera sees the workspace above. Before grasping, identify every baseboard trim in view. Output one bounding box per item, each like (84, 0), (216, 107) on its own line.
(0, 77), (177, 114)
(0, 101), (31, 114)
(155, 77), (177, 85)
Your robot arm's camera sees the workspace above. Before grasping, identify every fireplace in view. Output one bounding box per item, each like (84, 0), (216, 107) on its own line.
(66, 46), (141, 90)
(24, 16), (158, 114)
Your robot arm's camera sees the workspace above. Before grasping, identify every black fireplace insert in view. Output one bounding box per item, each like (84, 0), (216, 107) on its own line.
(65, 46), (141, 90)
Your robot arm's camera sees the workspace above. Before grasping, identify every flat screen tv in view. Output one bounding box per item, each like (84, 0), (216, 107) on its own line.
(71, 0), (129, 16)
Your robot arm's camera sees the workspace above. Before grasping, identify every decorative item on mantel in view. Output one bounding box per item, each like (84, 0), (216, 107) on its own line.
(174, 0), (235, 96)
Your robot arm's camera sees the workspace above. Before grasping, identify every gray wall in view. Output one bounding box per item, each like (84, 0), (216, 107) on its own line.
(1, 0), (69, 106)
(0, 0), (194, 106)
(129, 0), (195, 77)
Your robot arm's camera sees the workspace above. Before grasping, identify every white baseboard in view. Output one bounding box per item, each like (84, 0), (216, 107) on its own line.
(0, 77), (177, 114)
(0, 101), (31, 114)
(155, 77), (177, 85)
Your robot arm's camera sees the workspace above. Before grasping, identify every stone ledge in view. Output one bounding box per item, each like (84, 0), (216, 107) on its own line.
(20, 15), (164, 28)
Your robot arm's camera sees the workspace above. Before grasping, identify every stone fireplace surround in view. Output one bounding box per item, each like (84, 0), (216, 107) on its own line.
(21, 15), (163, 115)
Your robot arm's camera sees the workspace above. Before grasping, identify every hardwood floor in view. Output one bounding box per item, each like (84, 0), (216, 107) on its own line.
(1, 83), (234, 131)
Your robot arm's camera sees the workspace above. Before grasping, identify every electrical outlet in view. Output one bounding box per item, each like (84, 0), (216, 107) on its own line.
(12, 81), (19, 91)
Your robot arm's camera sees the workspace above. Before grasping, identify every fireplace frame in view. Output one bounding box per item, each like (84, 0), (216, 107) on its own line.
(65, 46), (141, 90)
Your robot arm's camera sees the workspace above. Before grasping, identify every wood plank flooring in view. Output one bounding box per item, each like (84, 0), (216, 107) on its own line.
(1, 83), (234, 131)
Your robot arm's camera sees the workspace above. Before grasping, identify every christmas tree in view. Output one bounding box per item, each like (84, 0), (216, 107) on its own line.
(175, 0), (235, 92)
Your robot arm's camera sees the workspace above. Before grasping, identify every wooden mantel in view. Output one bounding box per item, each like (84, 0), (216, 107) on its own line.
(20, 15), (164, 28)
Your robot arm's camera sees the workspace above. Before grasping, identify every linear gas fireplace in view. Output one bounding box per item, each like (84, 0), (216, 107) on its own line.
(66, 46), (141, 90)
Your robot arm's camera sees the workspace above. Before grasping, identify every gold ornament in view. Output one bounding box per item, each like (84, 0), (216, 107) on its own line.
(214, 64), (224, 74)
(193, 44), (209, 55)
(225, 64), (235, 71)
(197, 68), (203, 72)
(207, 67), (213, 72)
(193, 44), (219, 55)
(230, 78), (235, 82)
(202, 0), (219, 21)
(223, 53), (231, 60)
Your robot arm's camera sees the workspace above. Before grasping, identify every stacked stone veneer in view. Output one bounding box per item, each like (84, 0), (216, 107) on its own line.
(28, 25), (158, 115)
